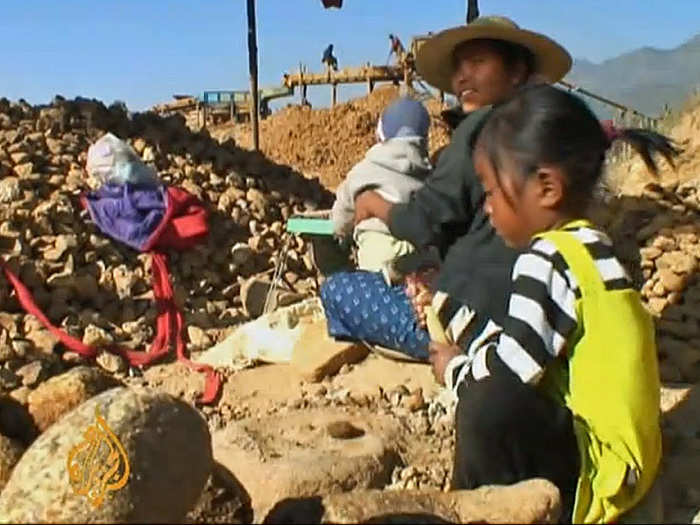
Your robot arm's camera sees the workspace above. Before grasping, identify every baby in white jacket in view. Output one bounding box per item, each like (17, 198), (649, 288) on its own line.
(331, 97), (432, 273)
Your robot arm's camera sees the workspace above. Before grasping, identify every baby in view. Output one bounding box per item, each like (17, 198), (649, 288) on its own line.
(331, 96), (432, 274)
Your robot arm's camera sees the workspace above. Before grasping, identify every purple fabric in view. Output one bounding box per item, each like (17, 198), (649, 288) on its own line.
(84, 183), (167, 251)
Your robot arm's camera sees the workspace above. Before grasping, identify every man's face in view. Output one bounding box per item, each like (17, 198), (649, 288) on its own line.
(450, 40), (524, 111)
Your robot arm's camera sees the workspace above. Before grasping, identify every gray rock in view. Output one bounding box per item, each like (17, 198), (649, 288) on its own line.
(95, 350), (127, 374)
(15, 360), (47, 387)
(0, 386), (212, 523)
(0, 177), (21, 203)
(0, 368), (20, 390)
(213, 408), (402, 521)
(231, 242), (254, 267)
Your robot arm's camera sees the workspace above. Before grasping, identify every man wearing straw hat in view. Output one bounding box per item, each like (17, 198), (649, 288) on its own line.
(320, 14), (587, 521)
(326, 14), (571, 362)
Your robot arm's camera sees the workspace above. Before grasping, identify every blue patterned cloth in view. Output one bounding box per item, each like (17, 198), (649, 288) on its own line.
(320, 271), (430, 361)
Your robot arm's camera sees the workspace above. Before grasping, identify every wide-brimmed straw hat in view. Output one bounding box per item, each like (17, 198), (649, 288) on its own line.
(416, 16), (572, 93)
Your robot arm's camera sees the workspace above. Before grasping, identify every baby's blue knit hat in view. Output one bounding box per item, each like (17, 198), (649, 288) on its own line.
(377, 97), (430, 141)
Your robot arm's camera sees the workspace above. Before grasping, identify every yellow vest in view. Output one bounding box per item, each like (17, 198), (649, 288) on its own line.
(536, 221), (662, 524)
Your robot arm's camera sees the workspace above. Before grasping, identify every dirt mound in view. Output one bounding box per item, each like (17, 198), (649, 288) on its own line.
(223, 86), (451, 190)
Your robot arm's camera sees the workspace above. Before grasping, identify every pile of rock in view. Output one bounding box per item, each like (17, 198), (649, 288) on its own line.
(593, 179), (700, 384)
(0, 95), (332, 402)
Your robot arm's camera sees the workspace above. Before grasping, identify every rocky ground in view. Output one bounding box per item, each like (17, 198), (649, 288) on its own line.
(0, 90), (698, 523)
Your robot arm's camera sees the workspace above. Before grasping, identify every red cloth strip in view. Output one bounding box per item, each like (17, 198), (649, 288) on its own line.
(1, 252), (220, 404)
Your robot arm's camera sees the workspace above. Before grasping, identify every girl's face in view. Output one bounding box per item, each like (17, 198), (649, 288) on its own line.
(474, 146), (566, 248)
(450, 40), (527, 111)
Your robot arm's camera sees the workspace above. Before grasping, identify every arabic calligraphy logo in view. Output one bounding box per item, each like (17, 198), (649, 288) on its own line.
(67, 406), (130, 508)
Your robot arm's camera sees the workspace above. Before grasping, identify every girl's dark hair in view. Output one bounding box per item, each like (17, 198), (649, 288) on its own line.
(474, 84), (681, 205)
(453, 38), (536, 79)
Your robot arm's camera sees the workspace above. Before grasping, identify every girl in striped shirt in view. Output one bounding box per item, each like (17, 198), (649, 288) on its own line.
(419, 85), (680, 523)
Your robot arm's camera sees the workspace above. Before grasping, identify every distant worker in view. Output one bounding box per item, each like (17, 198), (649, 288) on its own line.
(322, 44), (338, 72)
(388, 34), (405, 62)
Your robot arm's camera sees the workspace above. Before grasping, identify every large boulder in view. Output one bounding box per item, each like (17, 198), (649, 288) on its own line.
(263, 478), (562, 524)
(213, 408), (402, 520)
(0, 386), (212, 523)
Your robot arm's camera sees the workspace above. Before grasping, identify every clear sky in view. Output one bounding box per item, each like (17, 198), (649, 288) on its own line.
(2, 0), (699, 112)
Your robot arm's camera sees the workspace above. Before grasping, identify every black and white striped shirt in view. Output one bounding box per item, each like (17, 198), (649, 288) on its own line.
(437, 225), (633, 393)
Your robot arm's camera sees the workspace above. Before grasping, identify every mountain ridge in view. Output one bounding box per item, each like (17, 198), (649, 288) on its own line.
(567, 32), (700, 117)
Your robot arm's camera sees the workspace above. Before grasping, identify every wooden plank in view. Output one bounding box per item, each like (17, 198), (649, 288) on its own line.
(286, 218), (334, 236)
(283, 65), (403, 88)
(558, 79), (658, 122)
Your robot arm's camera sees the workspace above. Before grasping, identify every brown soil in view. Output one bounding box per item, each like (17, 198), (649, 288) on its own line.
(216, 86), (451, 190)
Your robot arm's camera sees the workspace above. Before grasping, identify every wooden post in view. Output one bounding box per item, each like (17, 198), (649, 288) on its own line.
(331, 83), (337, 107)
(246, 0), (260, 150)
(467, 0), (479, 23)
(202, 102), (208, 130)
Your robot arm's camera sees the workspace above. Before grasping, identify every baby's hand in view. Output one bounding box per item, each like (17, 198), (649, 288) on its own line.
(353, 190), (381, 225)
(405, 272), (436, 328)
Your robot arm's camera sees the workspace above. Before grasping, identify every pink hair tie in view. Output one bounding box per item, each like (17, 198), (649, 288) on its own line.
(601, 120), (621, 147)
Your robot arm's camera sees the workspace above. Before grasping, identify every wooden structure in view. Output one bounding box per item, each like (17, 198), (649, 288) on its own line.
(152, 96), (198, 115)
(152, 86), (294, 130)
(282, 34), (432, 107)
(559, 79), (659, 127)
(283, 64), (408, 106)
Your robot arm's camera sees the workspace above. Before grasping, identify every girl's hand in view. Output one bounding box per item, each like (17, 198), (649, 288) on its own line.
(428, 341), (462, 386)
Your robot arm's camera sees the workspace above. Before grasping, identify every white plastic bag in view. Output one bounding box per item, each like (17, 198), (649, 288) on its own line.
(194, 298), (325, 366)
(86, 132), (160, 186)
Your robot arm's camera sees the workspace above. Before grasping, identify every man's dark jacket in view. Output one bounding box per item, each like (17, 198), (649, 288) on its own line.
(388, 106), (520, 344)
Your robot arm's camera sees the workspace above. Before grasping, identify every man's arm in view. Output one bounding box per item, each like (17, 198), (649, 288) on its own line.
(330, 179), (355, 237)
(388, 107), (490, 249)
